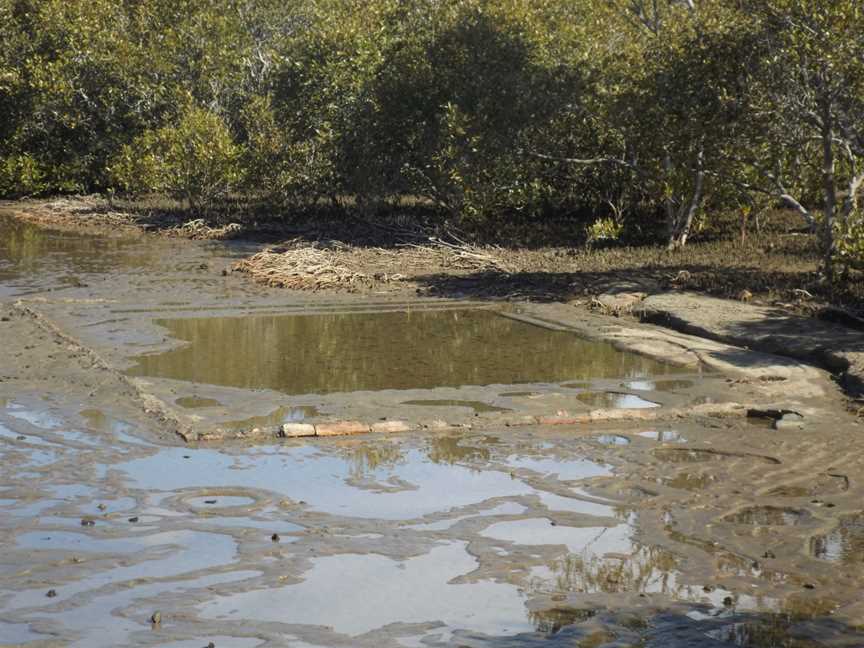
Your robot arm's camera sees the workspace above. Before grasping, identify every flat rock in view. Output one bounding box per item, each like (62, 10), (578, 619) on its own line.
(593, 291), (647, 315)
(640, 292), (864, 395)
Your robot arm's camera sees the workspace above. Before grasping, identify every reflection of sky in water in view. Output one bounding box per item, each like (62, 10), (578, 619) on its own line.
(200, 541), (533, 637)
(157, 638), (263, 648)
(405, 501), (527, 531)
(538, 492), (617, 518)
(624, 380), (655, 391)
(11, 530), (237, 609)
(505, 455), (611, 480)
(0, 621), (45, 645)
(35, 570), (258, 648)
(595, 434), (631, 446)
(637, 430), (687, 443)
(482, 518), (632, 556)
(5, 404), (64, 429)
(578, 392), (661, 409)
(118, 446), (551, 519)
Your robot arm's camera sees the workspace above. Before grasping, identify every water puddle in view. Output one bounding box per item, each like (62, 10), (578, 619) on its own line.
(506, 455), (612, 480)
(185, 495), (257, 508)
(127, 309), (681, 394)
(0, 213), (141, 296)
(576, 392), (661, 409)
(118, 444), (542, 520)
(157, 639), (263, 648)
(29, 570), (258, 648)
(221, 405), (320, 430)
(531, 609), (599, 637)
(810, 512), (864, 564)
(406, 502), (527, 531)
(482, 518), (632, 556)
(638, 430), (687, 443)
(175, 395), (223, 409)
(705, 619), (824, 647)
(10, 530), (239, 609)
(401, 399), (511, 413)
(538, 492), (619, 518)
(639, 379), (695, 391)
(594, 434), (631, 446)
(0, 621), (46, 644)
(200, 541), (534, 637)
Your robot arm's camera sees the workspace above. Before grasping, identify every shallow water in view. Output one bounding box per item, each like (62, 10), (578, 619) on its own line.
(200, 541), (535, 637)
(127, 309), (683, 394)
(575, 391), (661, 409)
(3, 213), (864, 646)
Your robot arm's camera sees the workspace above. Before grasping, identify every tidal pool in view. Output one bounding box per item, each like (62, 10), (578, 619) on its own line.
(200, 541), (534, 637)
(127, 309), (682, 394)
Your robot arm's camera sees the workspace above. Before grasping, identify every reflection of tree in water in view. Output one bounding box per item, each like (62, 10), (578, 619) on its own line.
(810, 512), (864, 565)
(129, 309), (679, 393)
(425, 435), (490, 465)
(0, 215), (145, 272)
(534, 545), (680, 596)
(344, 441), (406, 479)
(528, 607), (596, 636)
(708, 615), (826, 648)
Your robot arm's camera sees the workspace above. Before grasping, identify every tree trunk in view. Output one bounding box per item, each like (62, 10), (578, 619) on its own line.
(820, 97), (836, 282)
(663, 152), (677, 245)
(667, 148), (704, 249)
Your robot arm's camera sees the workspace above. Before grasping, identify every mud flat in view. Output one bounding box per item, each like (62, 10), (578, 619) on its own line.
(2, 210), (864, 646)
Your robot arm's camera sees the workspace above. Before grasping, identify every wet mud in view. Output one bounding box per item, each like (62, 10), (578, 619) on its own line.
(2, 211), (864, 647)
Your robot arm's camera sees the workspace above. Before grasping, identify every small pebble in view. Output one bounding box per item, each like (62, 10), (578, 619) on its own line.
(46, 589), (57, 598)
(204, 499), (217, 505)
(16, 435), (26, 441)
(128, 516), (139, 523)
(271, 533), (280, 542)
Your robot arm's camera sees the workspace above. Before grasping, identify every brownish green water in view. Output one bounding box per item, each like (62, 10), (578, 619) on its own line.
(127, 309), (683, 395)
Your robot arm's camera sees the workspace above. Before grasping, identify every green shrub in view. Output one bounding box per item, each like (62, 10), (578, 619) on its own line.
(0, 154), (48, 197)
(110, 107), (243, 213)
(836, 216), (864, 271)
(585, 217), (624, 245)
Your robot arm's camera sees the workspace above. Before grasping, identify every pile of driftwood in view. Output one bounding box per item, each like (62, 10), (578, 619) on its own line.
(171, 219), (243, 240)
(232, 233), (514, 292)
(233, 244), (372, 291)
(400, 236), (513, 273)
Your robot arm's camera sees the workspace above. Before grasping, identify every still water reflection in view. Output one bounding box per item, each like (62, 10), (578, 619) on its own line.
(129, 310), (681, 394)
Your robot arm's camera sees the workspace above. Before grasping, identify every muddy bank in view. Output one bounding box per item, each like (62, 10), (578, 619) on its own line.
(3, 204), (864, 646)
